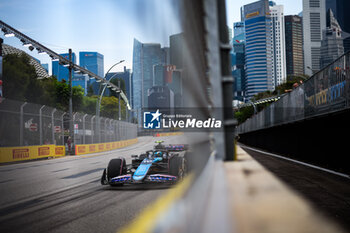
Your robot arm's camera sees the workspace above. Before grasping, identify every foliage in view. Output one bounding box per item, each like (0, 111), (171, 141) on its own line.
(2, 53), (127, 120)
(3, 53), (37, 101)
(234, 106), (254, 124)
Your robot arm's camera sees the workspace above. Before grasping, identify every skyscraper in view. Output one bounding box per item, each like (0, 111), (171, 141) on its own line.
(326, 0), (350, 52)
(285, 15), (304, 76)
(232, 22), (245, 101)
(132, 39), (167, 112)
(270, 3), (287, 86)
(79, 52), (104, 95)
(302, 0), (326, 75)
(52, 52), (76, 82)
(320, 9), (344, 68)
(243, 0), (273, 99)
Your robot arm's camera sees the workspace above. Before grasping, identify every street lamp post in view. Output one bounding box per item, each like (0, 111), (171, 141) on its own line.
(96, 60), (124, 143)
(68, 48), (74, 154)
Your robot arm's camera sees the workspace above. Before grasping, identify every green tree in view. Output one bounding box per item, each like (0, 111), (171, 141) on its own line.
(3, 53), (37, 101)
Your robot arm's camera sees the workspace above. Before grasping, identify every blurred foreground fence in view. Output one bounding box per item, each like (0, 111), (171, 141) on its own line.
(238, 51), (350, 133)
(0, 98), (137, 147)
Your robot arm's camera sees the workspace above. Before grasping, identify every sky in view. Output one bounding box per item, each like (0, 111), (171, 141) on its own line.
(226, 0), (303, 29)
(0, 0), (302, 76)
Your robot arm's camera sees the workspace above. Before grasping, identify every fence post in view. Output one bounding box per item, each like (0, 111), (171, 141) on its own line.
(61, 112), (66, 145)
(83, 114), (87, 144)
(39, 105), (46, 145)
(19, 102), (27, 146)
(51, 108), (56, 144)
(91, 116), (95, 144)
(104, 118), (108, 143)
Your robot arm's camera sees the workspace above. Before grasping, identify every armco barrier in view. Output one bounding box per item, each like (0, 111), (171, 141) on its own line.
(0, 145), (65, 163)
(154, 132), (183, 137)
(74, 138), (138, 155)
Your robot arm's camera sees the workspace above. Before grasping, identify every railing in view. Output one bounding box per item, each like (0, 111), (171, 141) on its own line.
(0, 98), (137, 147)
(238, 51), (350, 133)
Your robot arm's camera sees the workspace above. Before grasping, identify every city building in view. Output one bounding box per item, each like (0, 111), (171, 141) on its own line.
(41, 63), (49, 73)
(72, 74), (89, 95)
(169, 33), (185, 107)
(233, 22), (245, 37)
(302, 0), (326, 75)
(132, 39), (168, 113)
(320, 9), (344, 68)
(285, 15), (304, 76)
(270, 3), (287, 86)
(243, 0), (273, 99)
(79, 52), (104, 95)
(231, 27), (246, 101)
(170, 33), (184, 70)
(52, 52), (76, 81)
(326, 0), (350, 52)
(147, 85), (174, 110)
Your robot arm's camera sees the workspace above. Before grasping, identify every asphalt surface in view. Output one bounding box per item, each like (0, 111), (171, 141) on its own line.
(241, 145), (350, 232)
(0, 136), (185, 233)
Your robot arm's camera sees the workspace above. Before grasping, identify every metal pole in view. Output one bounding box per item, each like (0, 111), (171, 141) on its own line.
(19, 102), (27, 146)
(105, 118), (108, 143)
(39, 105), (45, 145)
(68, 49), (73, 153)
(96, 60), (124, 143)
(73, 112), (77, 146)
(118, 80), (121, 121)
(51, 108), (56, 144)
(218, 0), (236, 161)
(83, 114), (87, 144)
(61, 112), (66, 145)
(91, 115), (95, 144)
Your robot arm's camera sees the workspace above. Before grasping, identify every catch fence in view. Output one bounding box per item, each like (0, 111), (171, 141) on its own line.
(0, 98), (137, 147)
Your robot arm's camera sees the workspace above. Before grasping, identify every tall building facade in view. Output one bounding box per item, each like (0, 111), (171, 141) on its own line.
(132, 39), (167, 112)
(233, 22), (245, 37)
(285, 15), (304, 76)
(320, 9), (344, 68)
(243, 0), (273, 99)
(52, 52), (76, 82)
(326, 0), (350, 52)
(79, 52), (104, 95)
(232, 23), (246, 101)
(270, 3), (287, 86)
(302, 0), (326, 75)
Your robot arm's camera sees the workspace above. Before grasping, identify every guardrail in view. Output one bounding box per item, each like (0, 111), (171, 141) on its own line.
(238, 51), (350, 133)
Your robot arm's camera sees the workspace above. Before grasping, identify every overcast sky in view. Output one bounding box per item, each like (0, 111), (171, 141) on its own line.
(1, 0), (302, 76)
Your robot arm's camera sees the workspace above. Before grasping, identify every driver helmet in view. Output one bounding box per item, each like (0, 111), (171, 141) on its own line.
(154, 151), (162, 157)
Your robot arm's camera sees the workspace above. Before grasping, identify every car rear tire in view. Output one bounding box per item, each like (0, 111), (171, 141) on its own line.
(107, 158), (126, 186)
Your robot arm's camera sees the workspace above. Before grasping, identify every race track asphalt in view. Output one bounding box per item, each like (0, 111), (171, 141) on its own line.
(0, 136), (185, 233)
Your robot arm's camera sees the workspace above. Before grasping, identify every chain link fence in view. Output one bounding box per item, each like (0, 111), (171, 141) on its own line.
(0, 98), (137, 147)
(238, 51), (350, 133)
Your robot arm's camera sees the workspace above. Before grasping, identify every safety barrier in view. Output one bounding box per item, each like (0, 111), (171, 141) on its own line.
(74, 138), (138, 155)
(154, 132), (183, 137)
(0, 145), (65, 163)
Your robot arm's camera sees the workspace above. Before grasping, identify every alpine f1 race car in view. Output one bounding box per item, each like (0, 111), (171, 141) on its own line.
(101, 141), (189, 186)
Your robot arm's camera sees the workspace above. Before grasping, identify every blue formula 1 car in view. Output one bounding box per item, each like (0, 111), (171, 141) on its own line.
(101, 141), (188, 186)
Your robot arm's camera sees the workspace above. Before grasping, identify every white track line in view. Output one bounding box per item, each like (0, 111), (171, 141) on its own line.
(240, 145), (350, 179)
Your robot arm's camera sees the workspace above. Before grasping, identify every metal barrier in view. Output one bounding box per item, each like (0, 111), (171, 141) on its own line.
(0, 98), (137, 147)
(238, 51), (350, 133)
